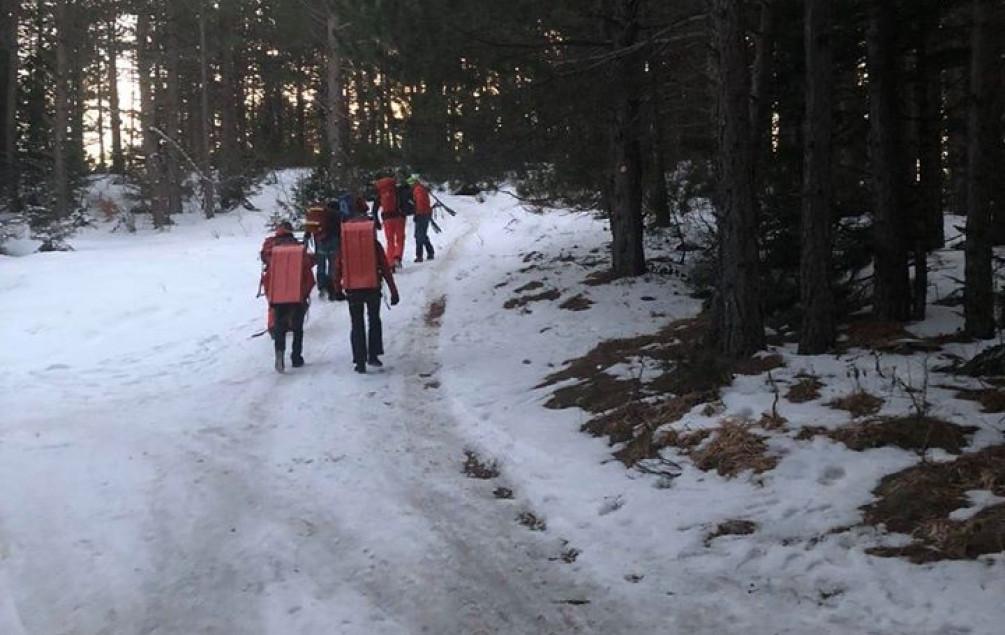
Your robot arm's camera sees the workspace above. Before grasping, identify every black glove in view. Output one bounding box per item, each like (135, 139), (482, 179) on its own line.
(333, 289), (346, 302)
(390, 293), (400, 306)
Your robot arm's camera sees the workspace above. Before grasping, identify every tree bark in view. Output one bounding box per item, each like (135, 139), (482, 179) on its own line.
(136, 9), (167, 228)
(163, 4), (183, 216)
(866, 0), (911, 321)
(199, 0), (215, 218)
(606, 0), (646, 277)
(219, 0), (242, 183)
(964, 0), (995, 337)
(1, 0), (18, 205)
(53, 0), (71, 218)
(326, 4), (346, 180)
(799, 0), (835, 354)
(648, 56), (671, 228)
(710, 0), (766, 358)
(107, 16), (124, 174)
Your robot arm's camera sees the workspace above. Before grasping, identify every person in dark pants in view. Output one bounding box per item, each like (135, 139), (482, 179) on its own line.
(333, 216), (400, 373)
(271, 303), (307, 370)
(408, 175), (435, 262)
(260, 222), (315, 372)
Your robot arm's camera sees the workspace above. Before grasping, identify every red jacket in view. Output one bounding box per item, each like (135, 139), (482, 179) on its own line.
(413, 183), (432, 216)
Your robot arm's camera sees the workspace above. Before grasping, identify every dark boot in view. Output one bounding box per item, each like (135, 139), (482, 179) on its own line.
(291, 355), (305, 368)
(367, 356), (383, 367)
(354, 362), (366, 374)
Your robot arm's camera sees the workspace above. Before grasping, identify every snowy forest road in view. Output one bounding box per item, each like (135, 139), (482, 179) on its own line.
(1, 196), (642, 635)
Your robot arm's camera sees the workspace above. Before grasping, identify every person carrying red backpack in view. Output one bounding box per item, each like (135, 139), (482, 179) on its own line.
(408, 174), (435, 262)
(260, 221), (315, 373)
(332, 212), (400, 374)
(373, 174), (406, 269)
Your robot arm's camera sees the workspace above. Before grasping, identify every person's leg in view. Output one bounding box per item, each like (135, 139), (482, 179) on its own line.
(383, 219), (395, 261)
(366, 291), (384, 362)
(423, 217), (435, 259)
(272, 305), (291, 372)
(315, 247), (329, 293)
(414, 216), (428, 261)
(291, 304), (307, 366)
(395, 218), (407, 263)
(348, 296), (367, 371)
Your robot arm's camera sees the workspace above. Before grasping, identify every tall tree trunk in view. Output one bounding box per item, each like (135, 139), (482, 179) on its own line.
(199, 0), (215, 218)
(606, 0), (646, 277)
(53, 0), (71, 218)
(799, 0), (835, 354)
(95, 60), (106, 170)
(219, 0), (242, 184)
(648, 57), (671, 228)
(964, 0), (995, 337)
(136, 10), (167, 227)
(867, 0), (911, 321)
(163, 5), (183, 216)
(326, 5), (345, 180)
(1, 0), (18, 205)
(750, 0), (775, 184)
(710, 0), (766, 357)
(917, 12), (944, 251)
(107, 16), (124, 174)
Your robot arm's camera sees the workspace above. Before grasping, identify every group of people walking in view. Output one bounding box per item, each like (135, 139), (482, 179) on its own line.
(259, 173), (438, 374)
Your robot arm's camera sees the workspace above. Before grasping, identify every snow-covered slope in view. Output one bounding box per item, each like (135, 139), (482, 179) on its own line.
(2, 172), (1003, 634)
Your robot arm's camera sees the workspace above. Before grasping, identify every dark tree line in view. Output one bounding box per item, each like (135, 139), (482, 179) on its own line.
(1, 0), (1003, 355)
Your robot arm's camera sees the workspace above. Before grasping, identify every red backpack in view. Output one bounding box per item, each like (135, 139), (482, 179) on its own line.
(340, 219), (379, 290)
(267, 244), (311, 304)
(376, 177), (398, 216)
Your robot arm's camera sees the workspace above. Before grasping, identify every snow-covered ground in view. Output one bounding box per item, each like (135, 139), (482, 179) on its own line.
(1, 172), (1003, 634)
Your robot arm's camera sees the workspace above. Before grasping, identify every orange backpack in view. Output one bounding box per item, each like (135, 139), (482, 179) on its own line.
(267, 244), (310, 304)
(340, 219), (379, 290)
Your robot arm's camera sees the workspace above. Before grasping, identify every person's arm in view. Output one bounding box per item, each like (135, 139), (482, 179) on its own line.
(332, 250), (345, 298)
(376, 242), (399, 303)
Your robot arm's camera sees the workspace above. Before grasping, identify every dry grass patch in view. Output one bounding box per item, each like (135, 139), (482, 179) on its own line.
(802, 416), (977, 454)
(841, 321), (914, 350)
(786, 376), (824, 403)
(513, 280), (544, 293)
(863, 445), (1005, 562)
(559, 293), (594, 312)
(705, 519), (758, 546)
(582, 392), (712, 466)
(828, 391), (884, 418)
(504, 288), (562, 310)
(733, 353), (786, 376)
(953, 387), (1005, 413)
(544, 372), (639, 414)
(691, 419), (780, 478)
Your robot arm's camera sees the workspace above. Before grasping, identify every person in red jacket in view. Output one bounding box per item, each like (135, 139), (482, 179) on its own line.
(260, 221), (315, 372)
(373, 174), (406, 269)
(408, 174), (435, 262)
(333, 214), (400, 374)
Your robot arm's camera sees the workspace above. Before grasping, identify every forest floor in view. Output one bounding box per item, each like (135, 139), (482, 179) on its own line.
(1, 172), (1003, 634)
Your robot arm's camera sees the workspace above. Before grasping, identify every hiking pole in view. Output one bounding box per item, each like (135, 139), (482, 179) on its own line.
(430, 218), (443, 234)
